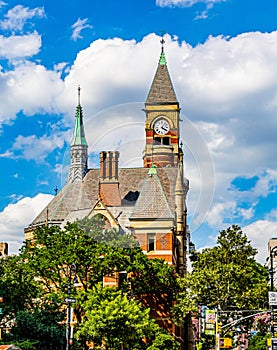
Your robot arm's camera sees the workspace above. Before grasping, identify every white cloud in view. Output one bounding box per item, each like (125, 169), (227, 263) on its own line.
(0, 193), (53, 254)
(238, 207), (254, 220)
(206, 201), (237, 227)
(2, 32), (277, 253)
(54, 62), (69, 72)
(156, 0), (225, 7)
(71, 18), (92, 41)
(266, 209), (277, 220)
(0, 150), (13, 158)
(9, 129), (72, 163)
(0, 5), (45, 32)
(0, 31), (41, 59)
(57, 34), (165, 116)
(0, 61), (64, 125)
(243, 220), (277, 264)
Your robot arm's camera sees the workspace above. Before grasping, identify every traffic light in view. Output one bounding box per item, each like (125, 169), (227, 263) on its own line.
(216, 322), (222, 333)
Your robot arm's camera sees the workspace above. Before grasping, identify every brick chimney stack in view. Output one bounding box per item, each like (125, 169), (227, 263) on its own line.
(99, 151), (121, 206)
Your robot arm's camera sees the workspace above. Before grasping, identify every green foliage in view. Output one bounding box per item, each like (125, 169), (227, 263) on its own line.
(5, 304), (65, 350)
(174, 225), (269, 328)
(77, 284), (178, 349)
(13, 340), (39, 350)
(196, 334), (215, 350)
(146, 330), (180, 349)
(20, 217), (178, 310)
(6, 216), (178, 348)
(75, 214), (139, 248)
(248, 332), (270, 350)
(0, 255), (42, 319)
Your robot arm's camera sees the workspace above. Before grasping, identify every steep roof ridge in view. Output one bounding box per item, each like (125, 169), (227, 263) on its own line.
(129, 168), (174, 219)
(145, 43), (178, 104)
(154, 170), (174, 218)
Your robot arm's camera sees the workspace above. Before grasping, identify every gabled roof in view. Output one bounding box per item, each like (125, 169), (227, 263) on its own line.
(129, 166), (174, 220)
(146, 49), (178, 104)
(26, 167), (178, 229)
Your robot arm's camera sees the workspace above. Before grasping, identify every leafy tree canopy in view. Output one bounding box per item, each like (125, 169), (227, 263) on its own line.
(174, 225), (269, 327)
(5, 303), (65, 350)
(0, 254), (42, 318)
(77, 283), (178, 350)
(20, 217), (178, 303)
(11, 216), (178, 348)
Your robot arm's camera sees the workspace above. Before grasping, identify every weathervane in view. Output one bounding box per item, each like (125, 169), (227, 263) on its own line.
(160, 30), (166, 52)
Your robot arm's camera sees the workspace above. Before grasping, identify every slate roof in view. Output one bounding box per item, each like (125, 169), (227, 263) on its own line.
(27, 166), (179, 229)
(146, 51), (178, 104)
(129, 170), (174, 220)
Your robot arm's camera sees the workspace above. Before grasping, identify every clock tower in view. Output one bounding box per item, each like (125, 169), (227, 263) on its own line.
(143, 41), (181, 168)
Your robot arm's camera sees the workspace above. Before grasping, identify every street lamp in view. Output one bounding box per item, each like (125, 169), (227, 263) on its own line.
(65, 263), (78, 350)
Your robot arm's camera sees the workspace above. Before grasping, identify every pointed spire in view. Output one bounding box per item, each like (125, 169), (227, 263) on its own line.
(159, 34), (166, 66)
(71, 86), (88, 146)
(69, 86), (88, 182)
(146, 36), (177, 104)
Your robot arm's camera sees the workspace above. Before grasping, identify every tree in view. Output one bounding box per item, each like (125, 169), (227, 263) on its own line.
(174, 225), (269, 332)
(0, 255), (42, 318)
(147, 331), (180, 350)
(17, 216), (178, 348)
(77, 283), (178, 350)
(248, 332), (270, 350)
(5, 302), (65, 350)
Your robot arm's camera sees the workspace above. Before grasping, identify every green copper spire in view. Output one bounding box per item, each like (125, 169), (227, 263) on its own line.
(148, 163), (157, 176)
(159, 51), (166, 66)
(71, 86), (88, 146)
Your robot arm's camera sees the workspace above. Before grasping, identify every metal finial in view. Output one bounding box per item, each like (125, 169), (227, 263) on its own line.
(160, 38), (165, 53)
(160, 30), (166, 52)
(54, 186), (58, 196)
(78, 85), (81, 105)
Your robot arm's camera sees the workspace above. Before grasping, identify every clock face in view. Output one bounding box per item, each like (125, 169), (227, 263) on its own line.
(154, 119), (170, 135)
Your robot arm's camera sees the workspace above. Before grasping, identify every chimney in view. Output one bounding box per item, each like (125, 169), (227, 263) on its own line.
(100, 151), (119, 181)
(99, 151), (121, 206)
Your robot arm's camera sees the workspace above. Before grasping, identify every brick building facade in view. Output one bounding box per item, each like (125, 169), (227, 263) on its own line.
(24, 42), (192, 349)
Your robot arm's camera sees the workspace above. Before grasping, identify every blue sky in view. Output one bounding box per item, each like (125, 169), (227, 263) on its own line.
(1, 0), (277, 262)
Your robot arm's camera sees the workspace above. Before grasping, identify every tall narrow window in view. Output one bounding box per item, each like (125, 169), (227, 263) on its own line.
(148, 233), (156, 252)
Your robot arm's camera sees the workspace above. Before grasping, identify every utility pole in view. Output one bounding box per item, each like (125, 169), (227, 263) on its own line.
(65, 264), (77, 350)
(269, 246), (277, 350)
